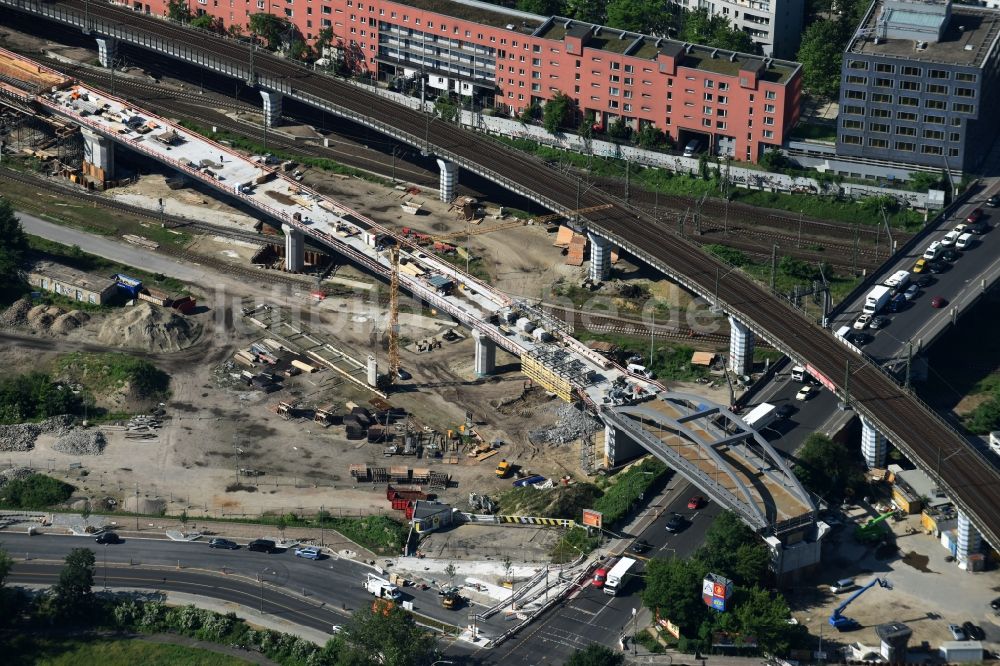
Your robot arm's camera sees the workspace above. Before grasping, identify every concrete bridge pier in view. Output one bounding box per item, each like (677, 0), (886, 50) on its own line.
(956, 512), (983, 571)
(282, 223), (305, 272)
(588, 232), (612, 283)
(81, 128), (114, 184)
(728, 316), (754, 377)
(260, 90), (283, 127)
(472, 328), (496, 377)
(860, 417), (888, 468)
(436, 158), (459, 202)
(95, 37), (118, 68)
(603, 422), (645, 468)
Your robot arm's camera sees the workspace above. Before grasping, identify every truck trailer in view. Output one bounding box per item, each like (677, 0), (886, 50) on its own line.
(364, 574), (401, 601)
(863, 285), (892, 314)
(603, 557), (638, 596)
(743, 403), (778, 430)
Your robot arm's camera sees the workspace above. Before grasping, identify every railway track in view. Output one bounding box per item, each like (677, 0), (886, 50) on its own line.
(18, 0), (1000, 543)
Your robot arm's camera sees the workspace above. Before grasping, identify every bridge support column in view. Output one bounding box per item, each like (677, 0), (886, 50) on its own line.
(260, 91), (283, 127)
(728, 316), (754, 376)
(588, 233), (612, 283)
(81, 128), (114, 185)
(603, 422), (645, 468)
(472, 328), (496, 377)
(436, 158), (459, 202)
(282, 223), (305, 272)
(95, 37), (118, 68)
(956, 512), (983, 571)
(859, 417), (887, 469)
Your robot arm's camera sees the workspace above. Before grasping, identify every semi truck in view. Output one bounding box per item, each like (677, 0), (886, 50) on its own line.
(863, 285), (892, 314)
(603, 557), (638, 596)
(364, 574), (401, 601)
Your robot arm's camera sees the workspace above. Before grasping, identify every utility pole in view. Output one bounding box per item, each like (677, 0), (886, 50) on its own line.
(797, 210), (803, 248)
(134, 483), (139, 531)
(770, 244), (779, 291)
(625, 159), (630, 202)
(905, 341), (913, 390)
(843, 360), (851, 409)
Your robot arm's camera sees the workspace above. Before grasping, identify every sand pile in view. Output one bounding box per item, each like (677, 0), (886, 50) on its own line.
(0, 298), (33, 328)
(51, 310), (89, 335)
(26, 304), (61, 331)
(97, 302), (200, 352)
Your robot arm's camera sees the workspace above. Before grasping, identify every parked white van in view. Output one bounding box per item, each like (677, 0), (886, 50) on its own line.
(956, 232), (975, 250)
(922, 241), (943, 260)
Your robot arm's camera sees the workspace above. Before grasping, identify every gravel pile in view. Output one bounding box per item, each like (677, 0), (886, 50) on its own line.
(0, 467), (33, 489)
(53, 429), (107, 455)
(529, 404), (600, 445)
(0, 298), (32, 328)
(0, 416), (75, 452)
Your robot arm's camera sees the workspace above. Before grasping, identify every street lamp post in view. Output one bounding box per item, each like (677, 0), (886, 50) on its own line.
(103, 542), (108, 590)
(632, 607), (638, 655)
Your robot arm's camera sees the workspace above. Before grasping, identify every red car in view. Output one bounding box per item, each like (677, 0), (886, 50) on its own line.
(966, 208), (984, 224)
(687, 495), (704, 510)
(931, 296), (947, 308)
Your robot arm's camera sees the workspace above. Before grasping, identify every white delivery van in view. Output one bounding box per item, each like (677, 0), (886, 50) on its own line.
(956, 232), (975, 250)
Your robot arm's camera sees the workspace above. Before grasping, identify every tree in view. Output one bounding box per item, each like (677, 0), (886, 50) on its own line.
(275, 514), (288, 539)
(316, 27), (335, 56)
(543, 91), (576, 134)
(80, 501), (91, 523)
(166, 0), (192, 22)
(517, 0), (564, 14)
(435, 95), (460, 123)
(566, 0), (606, 23)
(444, 562), (457, 587)
(636, 123), (665, 150)
(249, 13), (286, 50)
(190, 14), (224, 34)
(52, 548), (95, 618)
(227, 24), (245, 39)
(732, 586), (807, 653)
(697, 511), (770, 587)
(565, 643), (626, 666)
(908, 170), (946, 193)
(0, 546), (11, 588)
(606, 0), (658, 33)
(796, 20), (845, 100)
(607, 117), (632, 143)
(340, 603), (436, 666)
(759, 149), (789, 173)
(642, 557), (709, 631)
(0, 199), (27, 300)
(793, 433), (863, 501)
(0, 473), (75, 509)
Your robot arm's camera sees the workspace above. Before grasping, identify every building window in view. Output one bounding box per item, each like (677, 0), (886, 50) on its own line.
(896, 110), (917, 121)
(927, 84), (948, 95)
(841, 134), (862, 145)
(847, 60), (868, 70)
(894, 141), (915, 151)
(611, 62), (620, 70)
(868, 138), (888, 148)
(899, 96), (919, 107)
(949, 148), (960, 157)
(609, 87), (619, 96)
(895, 126), (916, 136)
(763, 130), (774, 138)
(875, 63), (895, 73)
(924, 99), (946, 110)
(703, 106), (712, 115)
(871, 93), (892, 104)
(846, 75), (867, 85)
(763, 117), (774, 125)
(704, 92), (713, 101)
(843, 105), (864, 115)
(844, 119), (863, 130)
(951, 117), (962, 126)
(874, 77), (893, 88)
(899, 80), (920, 91)
(928, 69), (949, 79)
(870, 108), (890, 118)
(765, 90), (776, 100)
(624, 103), (632, 111)
(956, 72), (976, 82)
(869, 122), (888, 133)
(718, 95), (727, 105)
(704, 79), (714, 88)
(923, 114), (944, 125)
(901, 66), (921, 77)
(953, 102), (975, 113)
(845, 90), (866, 100)
(702, 118), (711, 127)
(950, 132), (961, 142)
(923, 129), (944, 140)
(764, 104), (775, 113)
(609, 100), (619, 108)
(956, 87), (975, 98)
(921, 145), (943, 155)
(624, 64), (633, 73)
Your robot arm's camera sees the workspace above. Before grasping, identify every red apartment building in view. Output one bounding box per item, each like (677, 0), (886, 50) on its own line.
(126, 0), (801, 163)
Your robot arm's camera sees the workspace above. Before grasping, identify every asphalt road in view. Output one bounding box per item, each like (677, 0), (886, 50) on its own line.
(0, 532), (495, 635)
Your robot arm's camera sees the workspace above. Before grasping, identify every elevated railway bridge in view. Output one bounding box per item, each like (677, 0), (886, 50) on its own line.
(1, 0), (997, 557)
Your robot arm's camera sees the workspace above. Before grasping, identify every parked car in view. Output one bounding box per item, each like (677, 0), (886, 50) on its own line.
(915, 275), (934, 288)
(952, 222), (968, 235)
(95, 532), (122, 545)
(931, 296), (947, 308)
(630, 540), (651, 554)
(956, 232), (975, 250)
(248, 539), (278, 553)
(396, 368), (412, 381)
(887, 294), (907, 313)
(687, 495), (705, 510)
(847, 331), (873, 346)
(853, 313), (872, 330)
(941, 230), (961, 246)
(665, 512), (686, 533)
(330, 625), (344, 635)
(962, 621), (985, 641)
(208, 538), (239, 550)
(796, 385), (818, 401)
(967, 208), (985, 224)
(294, 546), (322, 560)
(869, 315), (889, 330)
(927, 261), (947, 274)
(903, 284), (920, 301)
(987, 195), (1000, 208)
(948, 624), (967, 641)
(912, 258), (927, 273)
(940, 248), (961, 262)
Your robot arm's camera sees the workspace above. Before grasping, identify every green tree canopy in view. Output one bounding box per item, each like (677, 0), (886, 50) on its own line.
(796, 20), (845, 99)
(606, 0), (661, 33)
(340, 603), (436, 666)
(543, 91), (577, 134)
(517, 0), (565, 14)
(248, 13), (287, 49)
(565, 643), (626, 666)
(0, 198), (27, 301)
(0, 546), (11, 588)
(52, 547), (95, 619)
(642, 556), (709, 631)
(733, 586), (807, 654)
(696, 511), (770, 587)
(793, 433), (864, 501)
(0, 473), (75, 509)
(165, 0), (192, 22)
(678, 9), (756, 53)
(565, 0), (606, 23)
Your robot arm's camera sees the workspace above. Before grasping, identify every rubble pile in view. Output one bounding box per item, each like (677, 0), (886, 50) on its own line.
(53, 429), (107, 456)
(0, 416), (74, 452)
(0, 467), (33, 489)
(528, 404), (600, 445)
(0, 298), (32, 328)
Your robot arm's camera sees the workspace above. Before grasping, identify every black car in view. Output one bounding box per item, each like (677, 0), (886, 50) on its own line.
(987, 194), (1000, 208)
(630, 540), (651, 554)
(967, 222), (989, 235)
(914, 275), (934, 288)
(869, 315), (889, 330)
(927, 261), (947, 274)
(940, 248), (961, 262)
(665, 512), (686, 533)
(847, 332), (873, 346)
(248, 539), (277, 553)
(963, 621), (986, 641)
(95, 532), (122, 545)
(775, 404), (796, 419)
(208, 538), (240, 550)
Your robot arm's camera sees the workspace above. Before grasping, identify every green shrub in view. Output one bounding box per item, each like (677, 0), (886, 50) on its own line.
(593, 458), (668, 526)
(0, 474), (74, 509)
(0, 373), (83, 424)
(320, 515), (408, 555)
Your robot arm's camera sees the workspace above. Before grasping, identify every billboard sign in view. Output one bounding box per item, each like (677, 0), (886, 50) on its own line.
(702, 573), (734, 612)
(581, 509), (602, 529)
